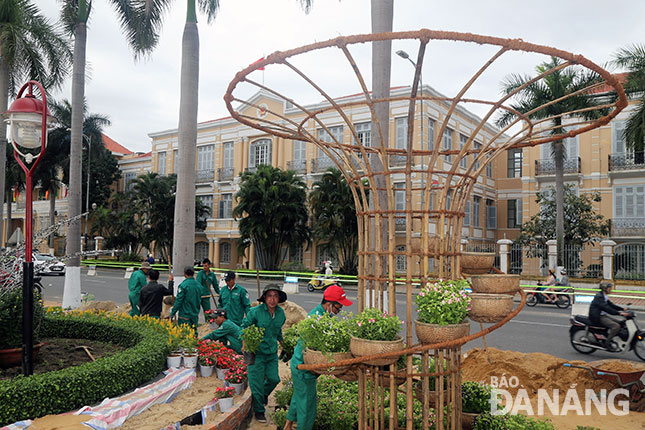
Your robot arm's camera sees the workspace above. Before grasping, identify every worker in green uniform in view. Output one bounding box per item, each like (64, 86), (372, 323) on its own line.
(128, 261), (151, 316)
(283, 285), (353, 430)
(218, 271), (251, 326)
(242, 284), (287, 423)
(201, 309), (242, 353)
(170, 267), (202, 336)
(196, 258), (218, 318)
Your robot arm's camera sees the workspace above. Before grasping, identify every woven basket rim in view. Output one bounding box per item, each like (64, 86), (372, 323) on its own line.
(349, 335), (404, 344)
(469, 293), (514, 300)
(470, 274), (520, 279)
(414, 318), (470, 328)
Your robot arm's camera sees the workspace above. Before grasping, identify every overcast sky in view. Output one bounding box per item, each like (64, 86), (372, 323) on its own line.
(35, 0), (644, 153)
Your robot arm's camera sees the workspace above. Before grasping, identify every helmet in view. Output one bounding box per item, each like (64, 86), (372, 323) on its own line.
(599, 281), (613, 291)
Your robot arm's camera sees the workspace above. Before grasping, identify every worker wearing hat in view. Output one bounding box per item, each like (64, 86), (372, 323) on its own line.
(284, 284), (353, 430)
(217, 271), (251, 326)
(241, 284), (287, 423)
(128, 261), (152, 316)
(201, 309), (243, 353)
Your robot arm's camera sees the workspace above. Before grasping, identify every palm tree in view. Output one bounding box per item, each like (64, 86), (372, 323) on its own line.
(59, 0), (165, 308)
(310, 168), (366, 275)
(0, 0), (71, 246)
(613, 44), (645, 163)
(233, 165), (310, 271)
(496, 57), (607, 265)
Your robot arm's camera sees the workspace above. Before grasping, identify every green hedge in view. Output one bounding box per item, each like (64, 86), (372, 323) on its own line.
(0, 310), (172, 426)
(0, 288), (44, 349)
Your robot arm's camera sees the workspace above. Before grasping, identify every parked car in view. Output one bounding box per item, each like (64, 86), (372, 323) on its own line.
(33, 253), (66, 276)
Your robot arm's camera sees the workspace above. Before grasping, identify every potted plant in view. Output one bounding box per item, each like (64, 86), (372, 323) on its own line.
(0, 286), (45, 368)
(414, 279), (471, 344)
(279, 325), (299, 363)
(297, 313), (352, 375)
(197, 339), (218, 377)
(214, 386), (235, 412)
(215, 347), (235, 380)
(225, 358), (248, 395)
(181, 336), (199, 368)
(348, 308), (403, 366)
(204, 309), (218, 330)
(241, 325), (265, 365)
(461, 381), (493, 430)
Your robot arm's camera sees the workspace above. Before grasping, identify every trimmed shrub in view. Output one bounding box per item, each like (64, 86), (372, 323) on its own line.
(0, 309), (177, 426)
(0, 287), (44, 349)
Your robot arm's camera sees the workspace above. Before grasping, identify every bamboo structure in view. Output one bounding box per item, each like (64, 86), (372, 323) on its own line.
(224, 30), (626, 430)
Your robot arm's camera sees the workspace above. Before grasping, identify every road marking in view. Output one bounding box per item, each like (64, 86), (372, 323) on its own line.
(509, 319), (569, 328)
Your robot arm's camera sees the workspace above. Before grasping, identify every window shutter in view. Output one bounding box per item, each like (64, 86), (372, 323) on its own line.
(464, 201), (471, 226)
(249, 142), (256, 168)
(491, 206), (497, 229)
(428, 119), (435, 150)
(396, 118), (407, 149)
(267, 141), (272, 166)
(615, 188), (623, 218)
(516, 198), (523, 226)
(613, 121), (625, 153)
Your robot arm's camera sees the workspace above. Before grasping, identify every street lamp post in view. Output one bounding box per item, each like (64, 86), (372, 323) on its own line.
(4, 80), (53, 376)
(396, 50), (425, 207)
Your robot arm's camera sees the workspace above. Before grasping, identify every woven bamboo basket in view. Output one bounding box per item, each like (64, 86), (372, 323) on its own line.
(349, 336), (404, 366)
(413, 382), (438, 406)
(335, 367), (360, 382)
(462, 412), (479, 430)
(470, 274), (520, 295)
(415, 319), (470, 345)
(468, 293), (514, 323)
(460, 252), (495, 274)
(377, 370), (408, 386)
(303, 349), (353, 375)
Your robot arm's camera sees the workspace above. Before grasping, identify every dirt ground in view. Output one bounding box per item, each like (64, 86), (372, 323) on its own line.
(0, 337), (125, 380)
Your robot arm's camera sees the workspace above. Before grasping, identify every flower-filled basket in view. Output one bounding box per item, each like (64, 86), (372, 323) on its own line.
(414, 280), (471, 345)
(297, 313), (352, 375)
(348, 308), (403, 366)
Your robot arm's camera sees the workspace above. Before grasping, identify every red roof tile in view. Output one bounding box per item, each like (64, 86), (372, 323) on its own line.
(102, 134), (133, 155)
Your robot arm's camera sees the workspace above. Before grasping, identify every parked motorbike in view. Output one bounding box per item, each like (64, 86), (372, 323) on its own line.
(570, 310), (645, 361)
(526, 284), (572, 309)
(307, 270), (341, 292)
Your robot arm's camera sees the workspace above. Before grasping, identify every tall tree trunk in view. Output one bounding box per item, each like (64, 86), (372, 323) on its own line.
(0, 57), (9, 246)
(48, 188), (56, 253)
(554, 140), (565, 267)
(172, 10), (198, 285)
(63, 21), (87, 309)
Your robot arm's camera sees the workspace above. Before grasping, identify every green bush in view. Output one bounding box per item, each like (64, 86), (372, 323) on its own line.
(0, 287), (44, 349)
(297, 313), (351, 353)
(462, 381), (493, 414)
(473, 412), (555, 430)
(0, 310), (174, 426)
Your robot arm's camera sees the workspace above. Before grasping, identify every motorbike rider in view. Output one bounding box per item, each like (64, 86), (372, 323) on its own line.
(557, 268), (569, 287)
(589, 281), (630, 350)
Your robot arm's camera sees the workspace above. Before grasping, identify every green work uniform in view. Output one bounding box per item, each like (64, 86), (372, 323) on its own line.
(170, 278), (202, 336)
(242, 303), (286, 414)
(218, 283), (251, 326)
(128, 269), (147, 316)
(286, 304), (325, 430)
(196, 269), (218, 317)
(201, 319), (243, 354)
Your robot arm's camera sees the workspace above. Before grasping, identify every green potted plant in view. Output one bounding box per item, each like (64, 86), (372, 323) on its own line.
(414, 279), (471, 344)
(0, 286), (45, 367)
(296, 313), (352, 375)
(241, 325), (264, 365)
(347, 308), (403, 366)
(279, 325), (299, 363)
(225, 357), (248, 395)
(214, 386), (235, 412)
(462, 381), (493, 429)
(181, 336), (198, 368)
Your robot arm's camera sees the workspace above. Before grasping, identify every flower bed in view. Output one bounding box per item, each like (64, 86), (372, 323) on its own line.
(0, 308), (192, 426)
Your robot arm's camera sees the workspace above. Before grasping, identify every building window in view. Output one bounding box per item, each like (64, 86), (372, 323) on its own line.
(507, 149), (522, 178)
(464, 200), (471, 226)
(443, 128), (453, 163)
(474, 142), (482, 171)
(219, 193), (232, 219)
(195, 242), (209, 262)
(395, 183), (405, 229)
(173, 149), (178, 173)
(157, 152), (166, 176)
(614, 185), (645, 219)
(459, 134), (468, 169)
(124, 172), (137, 191)
(220, 242), (231, 264)
(249, 138), (272, 168)
(486, 154), (493, 177)
(354, 122), (371, 147)
(317, 126), (342, 169)
(428, 118), (435, 150)
(223, 142), (234, 168)
(613, 120), (628, 154)
(507, 199), (522, 228)
(197, 144), (215, 171)
(198, 195), (213, 221)
(395, 118), (408, 150)
(396, 245), (406, 272)
(290, 245), (303, 264)
(473, 196), (481, 227)
(486, 199), (497, 229)
(541, 130), (578, 161)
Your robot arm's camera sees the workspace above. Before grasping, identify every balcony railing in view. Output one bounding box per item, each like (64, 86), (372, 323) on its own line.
(287, 159), (307, 174)
(608, 152), (645, 172)
(611, 218), (645, 237)
(218, 167), (234, 181)
(389, 155), (407, 167)
(196, 168), (214, 183)
(394, 218), (406, 231)
(311, 157), (334, 173)
(535, 157), (580, 176)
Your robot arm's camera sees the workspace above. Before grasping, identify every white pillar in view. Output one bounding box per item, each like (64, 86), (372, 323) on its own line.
(601, 239), (616, 280)
(547, 239), (557, 272)
(460, 238), (468, 252)
(497, 238), (513, 274)
(94, 236), (103, 252)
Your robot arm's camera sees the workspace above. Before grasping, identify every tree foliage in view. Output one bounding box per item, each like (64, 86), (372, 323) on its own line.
(515, 185), (610, 249)
(612, 43), (645, 155)
(233, 165), (310, 270)
(310, 168), (366, 275)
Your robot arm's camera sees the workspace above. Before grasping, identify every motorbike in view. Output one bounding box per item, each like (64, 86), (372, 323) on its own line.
(526, 284), (572, 309)
(307, 270), (341, 292)
(570, 310), (645, 361)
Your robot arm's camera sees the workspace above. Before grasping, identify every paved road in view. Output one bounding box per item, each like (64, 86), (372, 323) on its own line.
(39, 268), (645, 364)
